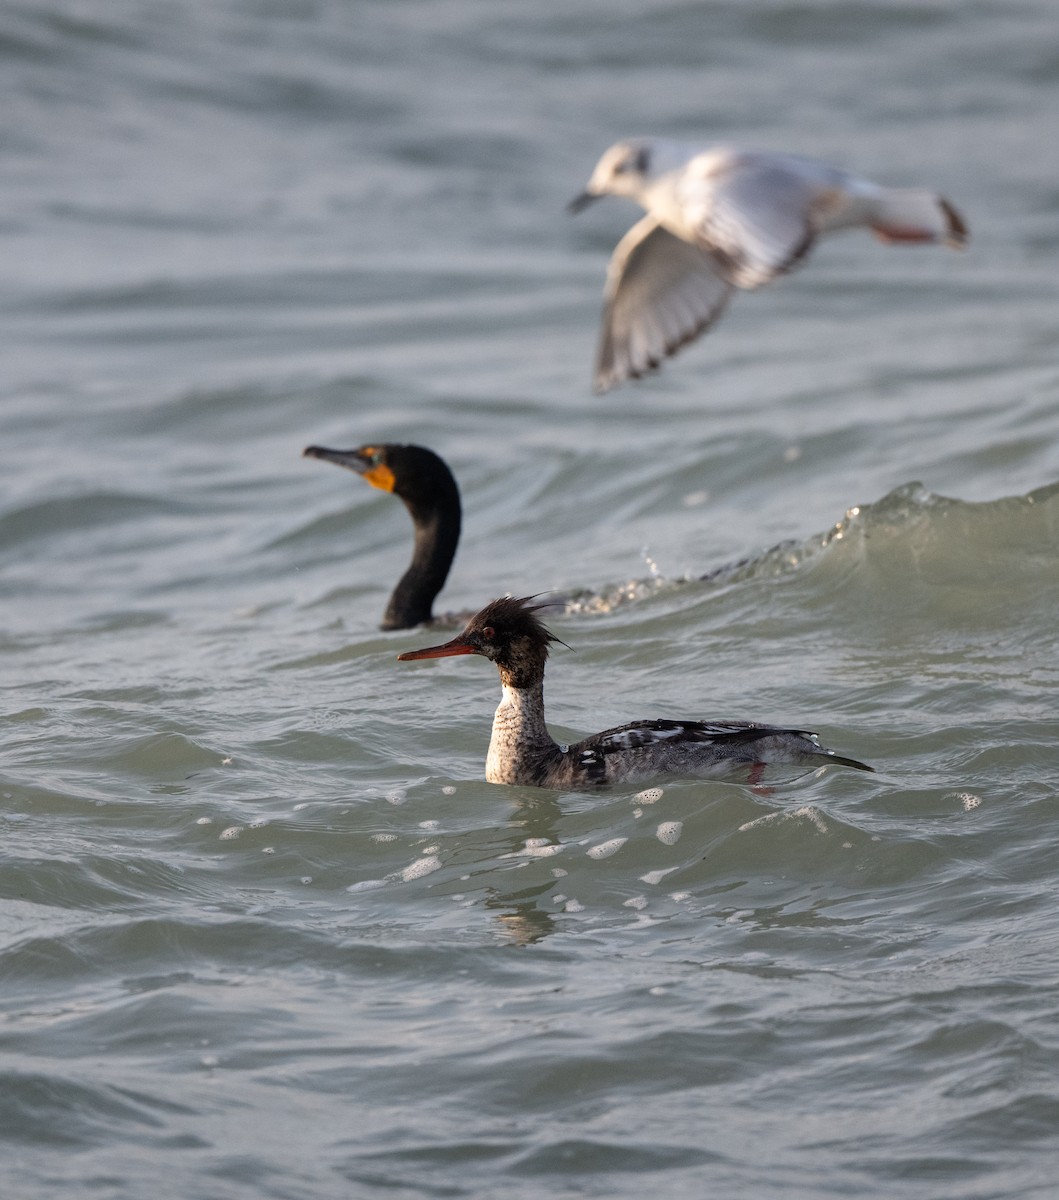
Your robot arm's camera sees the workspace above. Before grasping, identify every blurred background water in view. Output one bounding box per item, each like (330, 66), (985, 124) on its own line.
(2, 1), (1059, 1197)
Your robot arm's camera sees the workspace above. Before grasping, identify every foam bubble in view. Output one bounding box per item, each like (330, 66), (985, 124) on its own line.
(792, 805), (829, 833)
(640, 867), (679, 885)
(740, 806), (828, 834)
(371, 833), (397, 843)
(219, 826), (241, 841)
(400, 855), (442, 882)
(522, 842), (563, 858)
(623, 895), (648, 910)
(587, 837), (627, 859)
(739, 812), (776, 831)
(656, 820), (683, 845)
(563, 899), (585, 913)
(347, 878), (387, 893)
(635, 787), (663, 804)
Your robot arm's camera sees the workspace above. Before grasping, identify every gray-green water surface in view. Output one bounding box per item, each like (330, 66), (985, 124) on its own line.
(3, 2), (1059, 1197)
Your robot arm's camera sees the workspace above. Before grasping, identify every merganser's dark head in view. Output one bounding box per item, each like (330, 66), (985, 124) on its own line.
(303, 442), (457, 512)
(398, 596), (565, 688)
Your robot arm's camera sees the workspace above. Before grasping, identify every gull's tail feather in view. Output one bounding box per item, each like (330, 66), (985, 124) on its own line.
(870, 189), (968, 249)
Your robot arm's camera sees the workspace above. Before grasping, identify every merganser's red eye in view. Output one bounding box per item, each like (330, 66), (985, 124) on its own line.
(481, 626), (495, 640)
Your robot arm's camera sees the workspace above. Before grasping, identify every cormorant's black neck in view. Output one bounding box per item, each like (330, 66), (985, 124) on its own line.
(381, 477), (461, 630)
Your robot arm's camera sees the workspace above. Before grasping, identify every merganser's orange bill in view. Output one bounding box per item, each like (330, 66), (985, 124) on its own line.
(397, 638), (476, 661)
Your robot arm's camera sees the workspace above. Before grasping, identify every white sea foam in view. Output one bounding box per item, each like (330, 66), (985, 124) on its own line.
(347, 878), (388, 893)
(656, 820), (683, 845)
(400, 855), (442, 881)
(587, 837), (627, 859)
(640, 867), (680, 885)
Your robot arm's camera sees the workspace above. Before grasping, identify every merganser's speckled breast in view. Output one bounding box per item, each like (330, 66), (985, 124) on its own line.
(398, 596), (873, 789)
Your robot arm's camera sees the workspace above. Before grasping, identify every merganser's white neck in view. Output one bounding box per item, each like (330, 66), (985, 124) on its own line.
(486, 679), (563, 786)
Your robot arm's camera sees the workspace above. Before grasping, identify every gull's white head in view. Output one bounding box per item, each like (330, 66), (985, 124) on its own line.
(569, 138), (691, 212)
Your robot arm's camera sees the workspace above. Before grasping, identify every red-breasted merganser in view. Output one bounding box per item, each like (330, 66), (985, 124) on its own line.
(398, 596), (873, 788)
(569, 139), (968, 392)
(303, 443), (460, 631)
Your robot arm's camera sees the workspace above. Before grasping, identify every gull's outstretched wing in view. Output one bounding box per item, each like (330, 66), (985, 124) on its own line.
(594, 216), (733, 393)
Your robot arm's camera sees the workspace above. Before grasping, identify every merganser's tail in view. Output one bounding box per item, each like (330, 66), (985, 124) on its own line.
(821, 751), (875, 773)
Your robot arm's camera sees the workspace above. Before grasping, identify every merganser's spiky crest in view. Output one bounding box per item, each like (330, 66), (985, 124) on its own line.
(304, 442), (461, 631)
(399, 596), (874, 789)
(398, 595), (564, 690)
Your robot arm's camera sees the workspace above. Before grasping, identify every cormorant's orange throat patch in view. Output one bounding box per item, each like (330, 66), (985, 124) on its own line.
(363, 462), (396, 493)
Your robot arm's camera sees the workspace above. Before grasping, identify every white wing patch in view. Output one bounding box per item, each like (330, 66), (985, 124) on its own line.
(601, 725), (688, 749)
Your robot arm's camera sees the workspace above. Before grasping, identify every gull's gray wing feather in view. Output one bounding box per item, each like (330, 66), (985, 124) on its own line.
(682, 153), (822, 289)
(594, 216), (733, 394)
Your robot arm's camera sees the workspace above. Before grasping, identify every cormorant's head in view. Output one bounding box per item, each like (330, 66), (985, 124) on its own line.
(303, 442), (458, 512)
